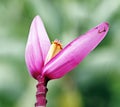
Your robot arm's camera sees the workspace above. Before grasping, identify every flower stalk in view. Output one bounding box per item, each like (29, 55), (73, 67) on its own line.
(35, 76), (49, 107)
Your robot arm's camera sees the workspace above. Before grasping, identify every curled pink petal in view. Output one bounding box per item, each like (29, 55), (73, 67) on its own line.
(25, 16), (51, 78)
(43, 22), (109, 79)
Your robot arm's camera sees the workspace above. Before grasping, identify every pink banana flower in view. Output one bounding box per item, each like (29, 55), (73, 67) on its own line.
(25, 15), (109, 107)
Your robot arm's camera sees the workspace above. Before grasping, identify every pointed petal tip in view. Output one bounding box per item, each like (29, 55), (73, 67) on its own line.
(99, 22), (109, 30)
(33, 15), (41, 23)
(93, 22), (109, 35)
(101, 22), (109, 30)
(32, 15), (45, 27)
(104, 22), (109, 27)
